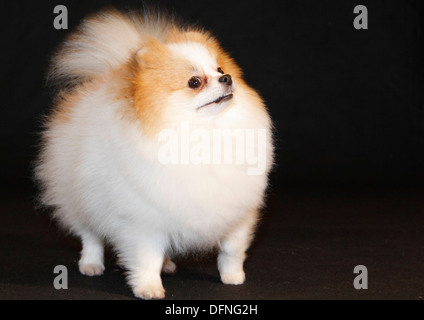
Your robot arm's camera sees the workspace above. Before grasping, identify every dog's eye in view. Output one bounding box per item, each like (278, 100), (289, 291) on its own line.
(217, 67), (224, 74)
(188, 76), (202, 89)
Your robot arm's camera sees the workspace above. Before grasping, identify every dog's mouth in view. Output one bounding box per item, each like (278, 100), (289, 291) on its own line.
(197, 92), (234, 111)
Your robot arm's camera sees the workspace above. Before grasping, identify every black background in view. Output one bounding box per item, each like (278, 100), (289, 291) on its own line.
(2, 0), (423, 193)
(1, 0), (424, 301)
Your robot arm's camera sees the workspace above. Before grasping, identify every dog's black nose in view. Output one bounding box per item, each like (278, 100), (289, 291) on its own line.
(218, 74), (232, 86)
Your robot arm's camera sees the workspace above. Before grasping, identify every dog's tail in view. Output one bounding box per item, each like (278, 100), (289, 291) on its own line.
(47, 8), (174, 89)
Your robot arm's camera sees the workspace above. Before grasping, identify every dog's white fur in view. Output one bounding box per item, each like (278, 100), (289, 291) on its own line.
(36, 9), (273, 299)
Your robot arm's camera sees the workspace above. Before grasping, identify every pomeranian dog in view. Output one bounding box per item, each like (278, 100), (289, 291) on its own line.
(36, 7), (274, 299)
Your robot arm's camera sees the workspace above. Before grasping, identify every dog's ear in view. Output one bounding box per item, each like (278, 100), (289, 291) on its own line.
(136, 37), (169, 68)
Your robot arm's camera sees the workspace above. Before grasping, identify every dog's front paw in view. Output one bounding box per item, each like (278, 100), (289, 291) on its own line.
(220, 271), (246, 285)
(79, 263), (105, 276)
(133, 283), (166, 300)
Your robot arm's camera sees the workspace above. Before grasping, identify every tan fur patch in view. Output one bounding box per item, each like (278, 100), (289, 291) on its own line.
(130, 38), (196, 136)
